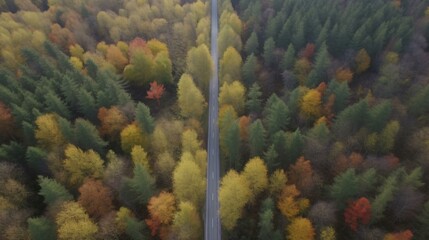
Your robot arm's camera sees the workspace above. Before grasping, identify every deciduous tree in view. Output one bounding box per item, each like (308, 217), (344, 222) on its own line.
(242, 157), (269, 201)
(172, 201), (202, 240)
(287, 217), (315, 240)
(78, 179), (113, 219)
(173, 157), (205, 207)
(219, 170), (251, 230)
(56, 202), (98, 240)
(146, 81), (165, 105)
(63, 144), (104, 187)
(177, 74), (207, 119)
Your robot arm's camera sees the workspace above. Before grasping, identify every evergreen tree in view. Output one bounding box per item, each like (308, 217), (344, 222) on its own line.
(307, 43), (330, 87)
(416, 201), (429, 240)
(249, 119), (266, 157)
(365, 100), (392, 132)
(135, 102), (155, 134)
(263, 144), (279, 172)
(73, 118), (107, 154)
(264, 95), (290, 138)
(225, 121), (241, 170)
(28, 217), (56, 240)
(121, 163), (155, 206)
(246, 83), (263, 114)
(245, 31), (259, 55)
(242, 54), (257, 86)
(280, 44), (296, 71)
(263, 38), (276, 67)
(38, 176), (73, 205)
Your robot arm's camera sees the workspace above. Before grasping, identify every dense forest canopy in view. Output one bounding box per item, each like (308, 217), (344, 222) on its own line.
(1, 0), (429, 239)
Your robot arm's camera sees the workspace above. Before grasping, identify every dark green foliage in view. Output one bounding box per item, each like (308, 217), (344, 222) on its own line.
(121, 163), (155, 206)
(77, 89), (98, 122)
(333, 98), (369, 139)
(225, 121), (241, 170)
(245, 32), (259, 55)
(264, 94), (289, 138)
(38, 176), (73, 205)
(263, 38), (276, 67)
(246, 83), (262, 114)
(280, 44), (296, 71)
(326, 80), (350, 113)
(263, 145), (278, 173)
(135, 102), (155, 134)
(0, 141), (26, 164)
(258, 198), (282, 240)
(408, 84), (429, 118)
(307, 43), (330, 88)
(329, 169), (359, 207)
(285, 129), (304, 167)
(125, 217), (147, 240)
(73, 118), (107, 154)
(26, 147), (48, 174)
(365, 101), (392, 132)
(44, 91), (71, 120)
(416, 201), (429, 240)
(248, 119), (266, 157)
(28, 217), (57, 240)
(242, 54), (257, 86)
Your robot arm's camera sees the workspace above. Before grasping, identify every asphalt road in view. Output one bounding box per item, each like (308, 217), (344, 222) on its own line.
(204, 0), (221, 239)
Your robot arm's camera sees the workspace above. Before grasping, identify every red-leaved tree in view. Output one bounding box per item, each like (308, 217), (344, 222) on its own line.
(344, 197), (371, 231)
(146, 81), (165, 105)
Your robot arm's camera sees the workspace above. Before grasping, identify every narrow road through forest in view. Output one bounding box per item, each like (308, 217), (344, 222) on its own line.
(204, 0), (221, 239)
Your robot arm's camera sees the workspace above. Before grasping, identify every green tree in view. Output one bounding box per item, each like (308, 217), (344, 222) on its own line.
(258, 198), (282, 240)
(264, 95), (290, 138)
(280, 44), (296, 71)
(246, 83), (263, 114)
(371, 171), (399, 222)
(225, 120), (241, 169)
(307, 43), (330, 88)
(329, 168), (359, 208)
(365, 101), (392, 132)
(121, 163), (155, 206)
(249, 119), (266, 157)
(73, 118), (107, 154)
(245, 31), (259, 55)
(28, 217), (56, 240)
(38, 176), (73, 205)
(135, 102), (155, 134)
(263, 37), (276, 67)
(242, 54), (257, 86)
(416, 201), (429, 240)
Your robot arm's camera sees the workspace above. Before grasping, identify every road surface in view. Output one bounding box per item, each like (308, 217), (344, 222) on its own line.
(204, 0), (221, 239)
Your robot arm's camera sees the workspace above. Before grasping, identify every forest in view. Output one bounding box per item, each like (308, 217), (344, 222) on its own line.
(1, 0), (429, 239)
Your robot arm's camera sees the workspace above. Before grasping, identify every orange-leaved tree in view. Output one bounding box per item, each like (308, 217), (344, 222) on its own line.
(344, 197), (371, 231)
(146, 191), (176, 237)
(146, 81), (165, 105)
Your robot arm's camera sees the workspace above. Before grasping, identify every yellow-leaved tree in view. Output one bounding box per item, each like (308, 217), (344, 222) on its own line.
(219, 81), (246, 114)
(242, 157), (269, 202)
(177, 74), (207, 119)
(172, 201), (202, 240)
(287, 217), (315, 240)
(120, 123), (147, 153)
(300, 89), (322, 119)
(173, 157), (205, 207)
(35, 113), (65, 150)
(63, 144), (104, 187)
(219, 170), (251, 230)
(56, 202), (98, 240)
